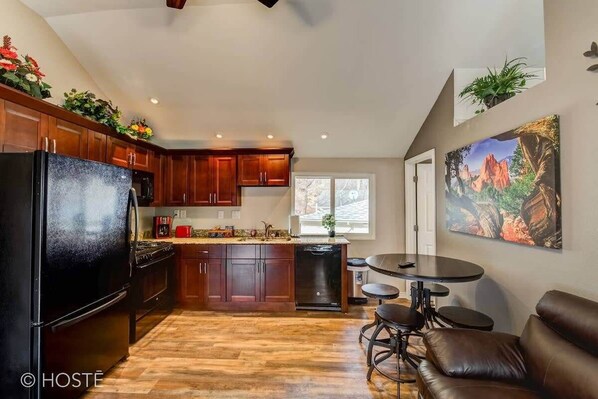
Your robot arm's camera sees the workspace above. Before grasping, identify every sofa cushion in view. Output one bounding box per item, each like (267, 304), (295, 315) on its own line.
(417, 360), (541, 399)
(536, 290), (598, 357)
(424, 328), (526, 381)
(520, 315), (598, 399)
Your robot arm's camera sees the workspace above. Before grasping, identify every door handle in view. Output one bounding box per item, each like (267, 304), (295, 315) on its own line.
(133, 153), (137, 165)
(264, 171), (267, 184)
(209, 193), (212, 204)
(204, 263), (207, 274)
(214, 192), (217, 204)
(183, 193), (186, 204)
(43, 137), (49, 151)
(259, 172), (263, 185)
(51, 291), (127, 332)
(52, 139), (57, 154)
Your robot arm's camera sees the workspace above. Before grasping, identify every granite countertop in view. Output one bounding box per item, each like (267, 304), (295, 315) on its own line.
(145, 237), (351, 245)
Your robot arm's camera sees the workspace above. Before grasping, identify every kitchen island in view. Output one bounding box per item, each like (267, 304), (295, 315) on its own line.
(153, 237), (350, 312)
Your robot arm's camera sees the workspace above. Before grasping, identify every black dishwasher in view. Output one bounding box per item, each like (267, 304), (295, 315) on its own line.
(295, 245), (342, 311)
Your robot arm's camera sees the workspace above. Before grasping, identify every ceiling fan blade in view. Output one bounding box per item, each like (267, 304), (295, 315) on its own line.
(166, 0), (187, 9)
(257, 0), (279, 8)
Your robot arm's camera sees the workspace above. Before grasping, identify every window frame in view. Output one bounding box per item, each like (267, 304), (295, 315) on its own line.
(291, 172), (376, 240)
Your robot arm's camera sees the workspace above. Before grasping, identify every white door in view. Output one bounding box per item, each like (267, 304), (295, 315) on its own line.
(416, 163), (436, 255)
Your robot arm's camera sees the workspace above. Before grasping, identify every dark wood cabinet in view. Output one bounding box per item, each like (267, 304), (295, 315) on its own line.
(48, 117), (87, 158)
(213, 156), (239, 206)
(262, 259), (294, 302)
(107, 136), (152, 171)
(168, 155), (240, 207)
(178, 258), (203, 306)
(237, 154), (262, 186)
(150, 152), (165, 207)
(165, 155), (189, 206)
(177, 245), (225, 307)
(189, 156), (212, 206)
(0, 100), (48, 153)
(132, 146), (152, 172)
(226, 244), (294, 304)
(226, 258), (261, 302)
(87, 130), (107, 162)
(238, 154), (290, 187)
(262, 154), (290, 186)
(107, 137), (131, 168)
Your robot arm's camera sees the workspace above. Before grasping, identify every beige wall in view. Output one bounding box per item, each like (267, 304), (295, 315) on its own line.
(150, 157), (406, 288)
(1, 0), (105, 104)
(405, 0), (598, 333)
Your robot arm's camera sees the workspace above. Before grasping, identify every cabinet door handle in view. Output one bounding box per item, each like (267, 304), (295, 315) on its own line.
(214, 192), (217, 203)
(183, 193), (186, 204)
(259, 172), (263, 184)
(52, 139), (57, 154)
(204, 263), (207, 274)
(264, 171), (267, 184)
(257, 262), (260, 274)
(209, 193), (212, 204)
(134, 153), (137, 165)
(43, 137), (49, 151)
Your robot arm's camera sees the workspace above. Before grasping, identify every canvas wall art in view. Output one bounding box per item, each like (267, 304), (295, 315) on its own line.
(445, 115), (561, 249)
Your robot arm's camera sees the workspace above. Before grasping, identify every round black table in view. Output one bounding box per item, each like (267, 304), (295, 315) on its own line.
(365, 253), (485, 325)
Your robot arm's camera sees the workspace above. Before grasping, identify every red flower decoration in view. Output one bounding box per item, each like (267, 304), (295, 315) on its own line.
(0, 62), (17, 71)
(0, 48), (18, 60)
(25, 55), (39, 68)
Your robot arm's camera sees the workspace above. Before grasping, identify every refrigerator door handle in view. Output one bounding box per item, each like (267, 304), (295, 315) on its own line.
(50, 291), (128, 333)
(129, 187), (139, 278)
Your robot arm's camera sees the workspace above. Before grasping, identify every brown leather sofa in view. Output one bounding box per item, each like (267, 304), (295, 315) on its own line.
(416, 290), (598, 399)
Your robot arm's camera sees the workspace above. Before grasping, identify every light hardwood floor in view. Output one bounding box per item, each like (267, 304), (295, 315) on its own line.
(85, 300), (419, 399)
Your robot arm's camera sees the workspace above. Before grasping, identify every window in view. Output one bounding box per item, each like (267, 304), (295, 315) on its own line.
(292, 173), (375, 239)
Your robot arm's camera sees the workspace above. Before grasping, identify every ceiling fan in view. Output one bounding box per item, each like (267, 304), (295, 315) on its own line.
(166, 0), (279, 10)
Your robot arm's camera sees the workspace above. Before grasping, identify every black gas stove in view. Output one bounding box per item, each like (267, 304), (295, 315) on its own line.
(135, 241), (174, 266)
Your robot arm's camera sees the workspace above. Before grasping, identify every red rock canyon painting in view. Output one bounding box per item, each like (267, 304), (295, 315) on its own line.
(445, 115), (561, 249)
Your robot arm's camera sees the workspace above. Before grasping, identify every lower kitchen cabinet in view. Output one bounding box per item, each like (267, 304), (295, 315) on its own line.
(226, 259), (260, 302)
(262, 259), (294, 302)
(177, 245), (225, 307)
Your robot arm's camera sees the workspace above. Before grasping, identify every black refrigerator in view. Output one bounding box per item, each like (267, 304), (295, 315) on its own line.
(0, 151), (138, 398)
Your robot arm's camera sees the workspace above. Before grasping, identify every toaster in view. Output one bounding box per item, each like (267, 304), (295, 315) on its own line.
(175, 225), (193, 238)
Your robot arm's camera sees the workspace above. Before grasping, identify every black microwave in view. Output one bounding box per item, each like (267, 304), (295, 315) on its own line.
(132, 170), (154, 206)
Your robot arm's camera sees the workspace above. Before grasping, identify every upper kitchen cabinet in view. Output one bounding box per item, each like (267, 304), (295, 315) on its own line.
(0, 100), (48, 153)
(48, 117), (88, 158)
(174, 155), (240, 207)
(150, 152), (165, 207)
(87, 130), (107, 163)
(107, 136), (152, 172)
(165, 154), (189, 206)
(238, 153), (290, 187)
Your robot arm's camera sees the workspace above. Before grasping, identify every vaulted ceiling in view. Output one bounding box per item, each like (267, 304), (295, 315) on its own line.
(22, 0), (545, 157)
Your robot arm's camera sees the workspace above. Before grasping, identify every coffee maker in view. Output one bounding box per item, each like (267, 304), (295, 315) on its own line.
(153, 216), (173, 239)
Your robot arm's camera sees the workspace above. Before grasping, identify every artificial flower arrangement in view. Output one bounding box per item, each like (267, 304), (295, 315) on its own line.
(62, 89), (154, 140)
(128, 118), (154, 140)
(0, 35), (52, 99)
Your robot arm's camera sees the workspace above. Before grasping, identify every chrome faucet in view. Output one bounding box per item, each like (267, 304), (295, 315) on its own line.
(261, 221), (273, 240)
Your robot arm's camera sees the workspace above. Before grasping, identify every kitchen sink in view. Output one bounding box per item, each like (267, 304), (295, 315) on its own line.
(236, 237), (293, 242)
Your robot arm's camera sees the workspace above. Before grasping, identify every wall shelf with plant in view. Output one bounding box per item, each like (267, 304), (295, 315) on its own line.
(458, 57), (538, 114)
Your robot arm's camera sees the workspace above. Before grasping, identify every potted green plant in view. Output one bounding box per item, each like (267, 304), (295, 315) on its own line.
(62, 89), (131, 136)
(459, 57), (538, 114)
(322, 214), (336, 238)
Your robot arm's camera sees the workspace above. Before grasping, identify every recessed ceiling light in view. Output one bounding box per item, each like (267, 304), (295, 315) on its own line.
(321, 134), (328, 139)
(150, 97), (159, 105)
(216, 133), (223, 139)
(267, 134), (274, 139)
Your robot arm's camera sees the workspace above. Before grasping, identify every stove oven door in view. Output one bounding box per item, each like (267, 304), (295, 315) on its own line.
(130, 252), (174, 342)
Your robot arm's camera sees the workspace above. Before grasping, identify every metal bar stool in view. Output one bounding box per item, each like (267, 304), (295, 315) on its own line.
(366, 304), (425, 398)
(358, 283), (400, 344)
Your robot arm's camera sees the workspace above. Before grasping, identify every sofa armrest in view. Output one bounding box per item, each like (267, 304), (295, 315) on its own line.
(424, 328), (527, 381)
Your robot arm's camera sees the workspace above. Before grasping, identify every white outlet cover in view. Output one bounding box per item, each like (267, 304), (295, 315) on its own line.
(232, 210), (241, 220)
(173, 210), (180, 218)
(181, 210), (187, 218)
(218, 211), (225, 219)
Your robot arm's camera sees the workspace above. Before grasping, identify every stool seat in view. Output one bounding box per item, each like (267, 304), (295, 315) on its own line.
(411, 282), (450, 297)
(437, 306), (494, 331)
(361, 283), (400, 300)
(376, 304), (425, 330)
(347, 257), (367, 267)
